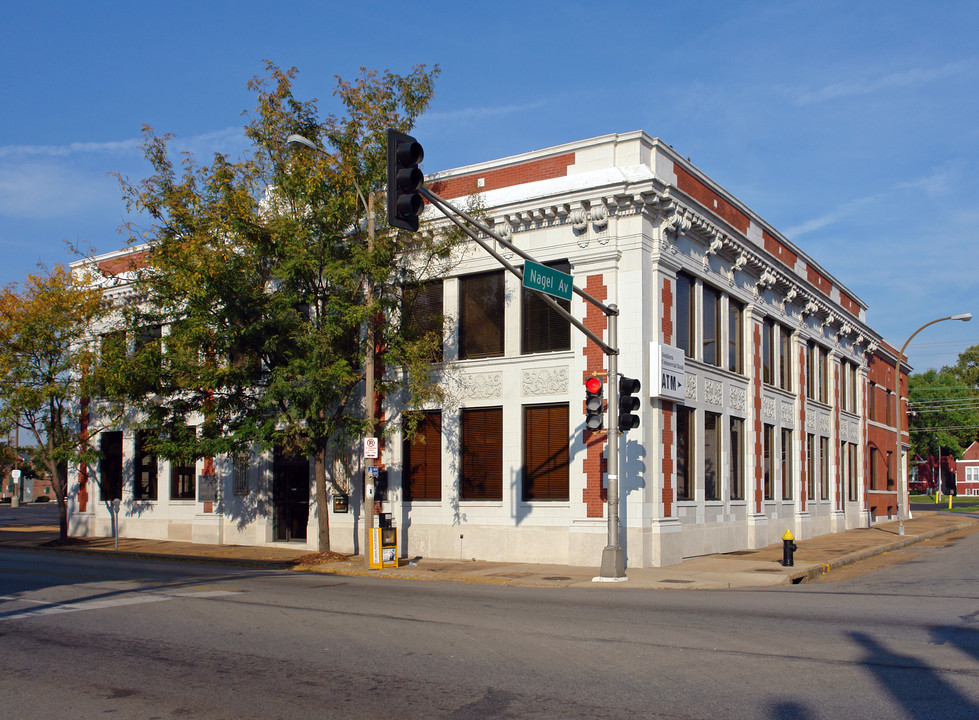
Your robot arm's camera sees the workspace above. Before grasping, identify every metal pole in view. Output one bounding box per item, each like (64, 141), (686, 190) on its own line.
(894, 313), (971, 536)
(599, 306), (625, 579)
(364, 193), (376, 568)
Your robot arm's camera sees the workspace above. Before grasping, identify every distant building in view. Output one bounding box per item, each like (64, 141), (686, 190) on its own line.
(68, 131), (908, 567)
(955, 441), (979, 496)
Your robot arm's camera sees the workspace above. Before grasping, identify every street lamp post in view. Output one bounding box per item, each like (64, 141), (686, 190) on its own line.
(286, 133), (377, 567)
(894, 313), (971, 535)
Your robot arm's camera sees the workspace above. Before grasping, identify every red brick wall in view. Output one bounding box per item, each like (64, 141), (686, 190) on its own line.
(582, 273), (608, 517)
(429, 153), (575, 200)
(674, 165), (750, 234)
(763, 229), (798, 268)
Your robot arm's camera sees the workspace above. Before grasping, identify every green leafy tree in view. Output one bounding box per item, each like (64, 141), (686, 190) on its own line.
(944, 343), (979, 393)
(907, 367), (979, 459)
(0, 266), (111, 538)
(106, 63), (456, 551)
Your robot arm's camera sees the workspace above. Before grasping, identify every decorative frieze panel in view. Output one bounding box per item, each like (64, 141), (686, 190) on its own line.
(685, 373), (698, 402)
(522, 367), (569, 397)
(729, 386), (746, 413)
(459, 372), (503, 400)
(806, 409), (816, 431)
(820, 414), (830, 436)
(705, 379), (723, 406)
(781, 402), (794, 426)
(763, 396), (776, 421)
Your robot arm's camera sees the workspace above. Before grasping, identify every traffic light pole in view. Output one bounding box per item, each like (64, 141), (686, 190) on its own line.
(419, 186), (627, 580)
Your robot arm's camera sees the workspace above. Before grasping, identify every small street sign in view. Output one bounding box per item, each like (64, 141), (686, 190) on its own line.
(523, 260), (573, 302)
(364, 437), (379, 458)
(367, 465), (380, 478)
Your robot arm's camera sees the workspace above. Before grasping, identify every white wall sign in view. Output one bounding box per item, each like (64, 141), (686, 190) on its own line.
(650, 342), (686, 401)
(364, 437), (379, 458)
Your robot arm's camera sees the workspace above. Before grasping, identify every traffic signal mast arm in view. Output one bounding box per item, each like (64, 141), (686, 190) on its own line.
(420, 186), (617, 356)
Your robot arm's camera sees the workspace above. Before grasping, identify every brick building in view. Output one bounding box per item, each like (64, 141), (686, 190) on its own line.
(68, 131), (906, 568)
(956, 441), (979, 496)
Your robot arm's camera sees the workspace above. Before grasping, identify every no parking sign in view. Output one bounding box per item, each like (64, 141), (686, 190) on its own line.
(363, 437), (379, 458)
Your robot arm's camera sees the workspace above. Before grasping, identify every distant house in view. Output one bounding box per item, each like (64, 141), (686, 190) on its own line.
(955, 441), (979, 496)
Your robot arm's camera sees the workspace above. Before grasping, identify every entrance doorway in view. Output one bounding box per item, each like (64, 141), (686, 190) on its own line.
(273, 447), (310, 542)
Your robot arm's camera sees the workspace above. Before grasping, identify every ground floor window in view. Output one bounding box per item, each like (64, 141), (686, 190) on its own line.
(523, 404), (570, 500)
(99, 431), (123, 501)
(170, 459), (196, 500)
(807, 433), (816, 501)
(763, 424), (775, 500)
(781, 428), (793, 501)
(404, 410), (442, 501)
(461, 407), (503, 500)
(134, 431), (158, 501)
(729, 417), (744, 501)
(704, 412), (721, 501)
(677, 406), (693, 500)
(820, 436), (830, 500)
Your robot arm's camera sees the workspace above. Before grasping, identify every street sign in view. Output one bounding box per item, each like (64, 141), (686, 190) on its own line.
(649, 342), (685, 401)
(523, 260), (573, 302)
(364, 437), (379, 458)
(367, 465), (379, 478)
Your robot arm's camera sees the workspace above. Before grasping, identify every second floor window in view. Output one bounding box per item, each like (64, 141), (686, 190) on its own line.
(460, 271), (505, 360)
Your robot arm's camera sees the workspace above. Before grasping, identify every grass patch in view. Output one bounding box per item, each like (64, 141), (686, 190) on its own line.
(912, 494), (979, 512)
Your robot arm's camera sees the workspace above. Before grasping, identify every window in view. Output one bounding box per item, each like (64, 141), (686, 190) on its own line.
(702, 285), (721, 366)
(677, 406), (693, 500)
(886, 451), (894, 490)
(460, 271), (505, 360)
(779, 327), (792, 390)
(100, 431), (123, 501)
(781, 428), (793, 500)
(232, 456), (249, 496)
(730, 417), (744, 501)
(807, 434), (816, 500)
(807, 343), (817, 400)
(762, 319), (775, 385)
(763, 424), (775, 500)
(868, 383), (877, 421)
(728, 298), (744, 374)
(847, 443), (858, 502)
(820, 436), (830, 500)
(676, 272), (694, 357)
(460, 407), (503, 500)
(870, 450), (879, 490)
(704, 412), (721, 500)
(404, 410), (442, 501)
(819, 347), (829, 404)
(134, 431), (158, 501)
(522, 261), (571, 355)
(839, 361), (849, 412)
(403, 281), (444, 362)
(169, 425), (197, 500)
(523, 404), (570, 500)
(98, 330), (126, 396)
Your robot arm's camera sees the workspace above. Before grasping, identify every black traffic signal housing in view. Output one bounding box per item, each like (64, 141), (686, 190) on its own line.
(387, 128), (425, 231)
(585, 375), (604, 431)
(618, 376), (641, 431)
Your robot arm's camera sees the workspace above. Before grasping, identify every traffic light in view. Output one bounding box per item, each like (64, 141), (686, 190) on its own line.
(387, 128), (425, 231)
(618, 376), (641, 431)
(585, 375), (604, 430)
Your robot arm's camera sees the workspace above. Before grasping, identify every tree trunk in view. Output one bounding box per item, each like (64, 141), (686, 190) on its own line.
(48, 460), (68, 540)
(314, 444), (331, 552)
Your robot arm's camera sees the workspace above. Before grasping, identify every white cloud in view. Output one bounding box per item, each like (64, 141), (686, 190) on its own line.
(422, 100), (548, 125)
(793, 60), (973, 106)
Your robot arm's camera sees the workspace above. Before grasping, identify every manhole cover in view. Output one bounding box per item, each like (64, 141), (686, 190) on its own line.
(660, 579), (694, 584)
(754, 568), (783, 572)
(541, 576), (572, 581)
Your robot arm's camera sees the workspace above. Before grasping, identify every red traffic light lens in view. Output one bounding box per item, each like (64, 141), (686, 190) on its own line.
(585, 376), (603, 394)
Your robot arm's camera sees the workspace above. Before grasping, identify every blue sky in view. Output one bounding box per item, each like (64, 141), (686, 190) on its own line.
(2, 0), (977, 370)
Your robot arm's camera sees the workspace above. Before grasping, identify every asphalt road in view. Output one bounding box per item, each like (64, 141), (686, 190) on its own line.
(1, 528), (977, 719)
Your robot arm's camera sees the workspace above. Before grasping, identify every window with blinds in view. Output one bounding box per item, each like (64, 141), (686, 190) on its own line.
(460, 271), (505, 360)
(402, 280), (444, 362)
(460, 407), (503, 500)
(521, 261), (571, 355)
(404, 410), (442, 501)
(523, 404), (570, 500)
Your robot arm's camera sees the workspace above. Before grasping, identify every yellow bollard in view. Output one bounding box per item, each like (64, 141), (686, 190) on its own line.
(948, 495), (953, 510)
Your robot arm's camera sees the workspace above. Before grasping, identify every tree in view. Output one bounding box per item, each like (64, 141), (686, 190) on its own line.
(944, 343), (979, 394)
(0, 266), (110, 538)
(907, 367), (979, 459)
(105, 63), (456, 551)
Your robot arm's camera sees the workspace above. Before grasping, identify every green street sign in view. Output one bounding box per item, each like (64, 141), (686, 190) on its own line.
(523, 260), (573, 302)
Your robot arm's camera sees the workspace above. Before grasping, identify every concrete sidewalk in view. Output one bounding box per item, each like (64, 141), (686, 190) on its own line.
(0, 508), (975, 589)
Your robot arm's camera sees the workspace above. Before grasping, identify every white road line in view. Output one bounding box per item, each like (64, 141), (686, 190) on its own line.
(0, 589), (240, 621)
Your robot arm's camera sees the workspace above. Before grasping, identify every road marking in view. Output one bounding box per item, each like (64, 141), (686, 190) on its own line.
(0, 589), (241, 621)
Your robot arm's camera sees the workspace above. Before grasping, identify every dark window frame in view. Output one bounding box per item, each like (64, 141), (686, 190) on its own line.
(460, 407), (503, 500)
(459, 271), (505, 360)
(522, 403), (570, 501)
(404, 410), (443, 502)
